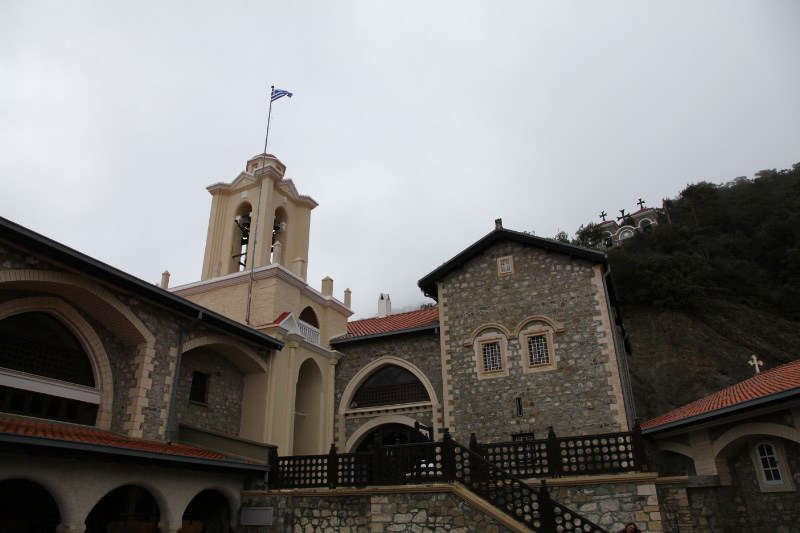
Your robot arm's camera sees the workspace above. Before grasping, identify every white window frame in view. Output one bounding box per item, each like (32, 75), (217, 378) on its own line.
(750, 439), (795, 493)
(497, 255), (514, 276)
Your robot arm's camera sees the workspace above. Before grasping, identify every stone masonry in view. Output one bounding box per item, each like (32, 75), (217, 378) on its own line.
(440, 241), (625, 442)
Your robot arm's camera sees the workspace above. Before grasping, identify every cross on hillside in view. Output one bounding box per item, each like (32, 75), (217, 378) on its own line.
(617, 209), (627, 222)
(599, 211), (607, 221)
(638, 198), (646, 209)
(748, 354), (764, 374)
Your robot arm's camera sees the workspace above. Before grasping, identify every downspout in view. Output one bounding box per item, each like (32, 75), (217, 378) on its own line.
(166, 311), (203, 444)
(601, 264), (636, 429)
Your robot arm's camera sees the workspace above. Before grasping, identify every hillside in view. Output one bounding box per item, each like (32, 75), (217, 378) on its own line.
(571, 163), (800, 420)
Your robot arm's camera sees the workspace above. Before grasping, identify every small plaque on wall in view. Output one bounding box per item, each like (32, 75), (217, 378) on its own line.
(241, 507), (273, 526)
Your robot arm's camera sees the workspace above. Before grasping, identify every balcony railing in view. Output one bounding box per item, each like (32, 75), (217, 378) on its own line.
(298, 320), (320, 345)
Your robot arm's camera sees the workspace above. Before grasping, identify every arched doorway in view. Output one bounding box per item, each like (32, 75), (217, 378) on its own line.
(354, 423), (431, 452)
(85, 485), (160, 533)
(182, 490), (231, 533)
(0, 479), (60, 532)
(293, 359), (323, 455)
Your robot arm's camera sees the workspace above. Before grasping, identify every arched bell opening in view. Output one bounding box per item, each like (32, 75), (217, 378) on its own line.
(270, 206), (289, 266)
(230, 201), (253, 274)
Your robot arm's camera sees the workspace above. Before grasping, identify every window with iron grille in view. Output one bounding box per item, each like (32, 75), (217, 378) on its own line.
(482, 342), (502, 372)
(528, 335), (549, 365)
(351, 365), (429, 408)
(189, 371), (209, 404)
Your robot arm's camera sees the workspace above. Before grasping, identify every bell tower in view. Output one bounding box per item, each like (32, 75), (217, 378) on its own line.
(200, 154), (317, 281)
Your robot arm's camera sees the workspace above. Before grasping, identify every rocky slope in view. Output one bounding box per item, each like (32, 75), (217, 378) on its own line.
(623, 300), (800, 422)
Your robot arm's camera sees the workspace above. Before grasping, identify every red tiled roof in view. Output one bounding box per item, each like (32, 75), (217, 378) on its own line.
(0, 416), (261, 464)
(337, 308), (439, 340)
(643, 359), (800, 430)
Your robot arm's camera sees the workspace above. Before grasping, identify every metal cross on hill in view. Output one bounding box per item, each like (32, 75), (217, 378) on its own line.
(617, 209), (627, 222)
(748, 354), (764, 374)
(637, 198), (646, 209)
(599, 211), (607, 221)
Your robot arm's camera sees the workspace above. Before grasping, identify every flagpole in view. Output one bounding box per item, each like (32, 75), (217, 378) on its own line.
(245, 86), (275, 325)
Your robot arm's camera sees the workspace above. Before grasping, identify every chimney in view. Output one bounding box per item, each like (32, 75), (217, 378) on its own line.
(160, 270), (170, 289)
(344, 288), (352, 308)
(378, 293), (392, 318)
(495, 218), (503, 230)
(322, 276), (333, 297)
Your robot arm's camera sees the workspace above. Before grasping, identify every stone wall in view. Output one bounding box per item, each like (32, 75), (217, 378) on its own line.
(440, 241), (624, 442)
(551, 479), (663, 532)
(241, 490), (513, 533)
(175, 347), (245, 436)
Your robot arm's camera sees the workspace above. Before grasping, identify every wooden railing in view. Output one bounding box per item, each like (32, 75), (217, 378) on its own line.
(471, 422), (648, 479)
(270, 427), (652, 532)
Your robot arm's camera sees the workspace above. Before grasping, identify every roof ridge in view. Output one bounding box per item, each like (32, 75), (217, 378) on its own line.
(349, 307), (438, 324)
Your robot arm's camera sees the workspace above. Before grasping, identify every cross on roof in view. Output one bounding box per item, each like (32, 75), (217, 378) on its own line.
(616, 209), (627, 222)
(600, 211), (607, 221)
(637, 198), (646, 209)
(748, 354), (764, 374)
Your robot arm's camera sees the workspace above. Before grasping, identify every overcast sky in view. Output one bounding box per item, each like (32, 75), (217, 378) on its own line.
(1, 1), (799, 320)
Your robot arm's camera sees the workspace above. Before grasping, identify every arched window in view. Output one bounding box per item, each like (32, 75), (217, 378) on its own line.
(351, 365), (429, 408)
(0, 312), (98, 425)
(298, 307), (320, 345)
(755, 440), (785, 487)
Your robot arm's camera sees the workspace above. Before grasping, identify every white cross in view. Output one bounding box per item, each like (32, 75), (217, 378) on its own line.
(748, 354), (764, 374)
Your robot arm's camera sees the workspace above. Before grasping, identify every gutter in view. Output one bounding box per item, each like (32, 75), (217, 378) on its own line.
(642, 386), (800, 436)
(0, 432), (269, 474)
(331, 324), (439, 345)
(602, 263), (636, 428)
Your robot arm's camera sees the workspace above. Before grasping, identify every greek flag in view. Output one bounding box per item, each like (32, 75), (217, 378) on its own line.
(271, 89), (293, 102)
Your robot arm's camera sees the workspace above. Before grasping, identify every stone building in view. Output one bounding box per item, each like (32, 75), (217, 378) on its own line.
(0, 215), (283, 532)
(331, 218), (637, 453)
(598, 205), (659, 248)
(11, 151), (785, 532)
(643, 359), (800, 532)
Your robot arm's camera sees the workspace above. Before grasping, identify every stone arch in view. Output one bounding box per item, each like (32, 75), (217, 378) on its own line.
(513, 315), (565, 336)
(0, 296), (114, 429)
(463, 323), (512, 346)
(339, 356), (440, 416)
(181, 487), (237, 532)
(0, 478), (61, 532)
(293, 357), (323, 455)
(0, 270), (153, 346)
(0, 476), (63, 530)
(0, 270), (155, 437)
(85, 484), (166, 533)
(712, 422), (800, 459)
(181, 484), (240, 528)
(345, 414), (424, 452)
(183, 335), (268, 374)
(657, 440), (695, 460)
